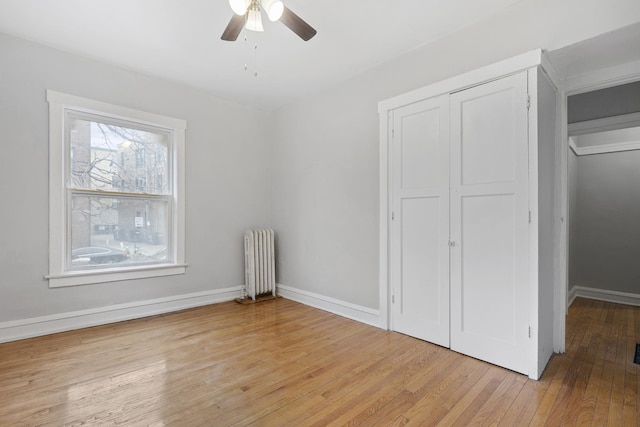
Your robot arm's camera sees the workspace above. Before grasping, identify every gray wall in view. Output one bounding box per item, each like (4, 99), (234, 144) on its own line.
(568, 80), (640, 123)
(571, 149), (640, 294)
(270, 0), (640, 309)
(568, 148), (579, 290)
(0, 33), (272, 322)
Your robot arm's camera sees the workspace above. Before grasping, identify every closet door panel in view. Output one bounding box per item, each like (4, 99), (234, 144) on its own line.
(391, 95), (450, 347)
(450, 72), (529, 375)
(459, 194), (515, 341)
(400, 198), (442, 324)
(400, 107), (442, 189)
(460, 88), (517, 185)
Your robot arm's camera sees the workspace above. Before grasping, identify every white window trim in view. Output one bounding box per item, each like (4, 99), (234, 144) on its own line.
(46, 90), (187, 287)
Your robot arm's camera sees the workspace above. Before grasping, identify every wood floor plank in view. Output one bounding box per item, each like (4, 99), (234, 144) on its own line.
(253, 343), (449, 427)
(556, 319), (603, 425)
(593, 301), (620, 426)
(574, 304), (608, 426)
(622, 306), (638, 427)
(607, 304), (627, 426)
(229, 333), (420, 426)
(434, 366), (507, 426)
(527, 347), (574, 425)
(497, 355), (559, 426)
(402, 359), (491, 425)
(301, 345), (460, 426)
(478, 373), (527, 426)
(1, 297), (639, 426)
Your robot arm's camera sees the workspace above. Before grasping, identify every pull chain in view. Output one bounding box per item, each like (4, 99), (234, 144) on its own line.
(244, 33), (248, 72)
(254, 43), (258, 78)
(243, 33), (259, 78)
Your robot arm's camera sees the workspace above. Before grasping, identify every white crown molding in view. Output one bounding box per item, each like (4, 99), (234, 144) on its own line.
(569, 285), (640, 307)
(277, 284), (382, 329)
(562, 58), (640, 95)
(570, 139), (640, 156)
(568, 111), (640, 137)
(568, 111), (640, 156)
(568, 138), (580, 156)
(540, 51), (561, 91)
(379, 49), (542, 112)
(0, 286), (242, 343)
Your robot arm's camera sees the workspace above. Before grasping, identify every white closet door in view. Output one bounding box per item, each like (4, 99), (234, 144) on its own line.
(449, 72), (530, 374)
(391, 94), (450, 347)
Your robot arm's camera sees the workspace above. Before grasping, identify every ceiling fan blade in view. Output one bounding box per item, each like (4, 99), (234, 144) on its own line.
(280, 7), (317, 41)
(221, 14), (245, 41)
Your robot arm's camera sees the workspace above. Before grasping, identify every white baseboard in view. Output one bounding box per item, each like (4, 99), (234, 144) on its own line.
(569, 285), (640, 307)
(277, 283), (383, 329)
(1, 284), (383, 344)
(568, 286), (579, 307)
(0, 286), (242, 343)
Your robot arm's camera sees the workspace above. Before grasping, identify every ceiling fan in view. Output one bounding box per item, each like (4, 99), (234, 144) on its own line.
(221, 0), (317, 42)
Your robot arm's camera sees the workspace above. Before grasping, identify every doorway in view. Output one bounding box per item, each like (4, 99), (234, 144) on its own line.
(566, 120), (640, 305)
(557, 79), (640, 354)
(547, 23), (640, 353)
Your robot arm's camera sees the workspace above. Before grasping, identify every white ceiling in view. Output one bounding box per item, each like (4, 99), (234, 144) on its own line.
(0, 0), (525, 109)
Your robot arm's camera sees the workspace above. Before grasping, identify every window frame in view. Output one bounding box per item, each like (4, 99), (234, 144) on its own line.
(47, 90), (187, 287)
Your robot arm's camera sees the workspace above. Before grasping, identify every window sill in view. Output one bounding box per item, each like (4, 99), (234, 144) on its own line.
(46, 263), (188, 288)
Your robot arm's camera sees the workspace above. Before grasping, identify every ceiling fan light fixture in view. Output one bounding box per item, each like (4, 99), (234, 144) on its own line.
(246, 8), (264, 32)
(221, 0), (316, 42)
(229, 0), (250, 15)
(262, 0), (284, 21)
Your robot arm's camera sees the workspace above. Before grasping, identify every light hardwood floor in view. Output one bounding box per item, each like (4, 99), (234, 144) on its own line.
(0, 297), (638, 426)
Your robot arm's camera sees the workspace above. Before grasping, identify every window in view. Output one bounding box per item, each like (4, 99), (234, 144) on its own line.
(135, 149), (146, 168)
(135, 177), (147, 190)
(47, 91), (186, 287)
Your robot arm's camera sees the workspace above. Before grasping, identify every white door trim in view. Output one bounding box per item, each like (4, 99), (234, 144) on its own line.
(379, 109), (391, 330)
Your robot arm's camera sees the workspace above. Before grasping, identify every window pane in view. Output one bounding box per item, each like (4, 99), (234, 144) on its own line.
(68, 115), (170, 195)
(70, 195), (170, 269)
